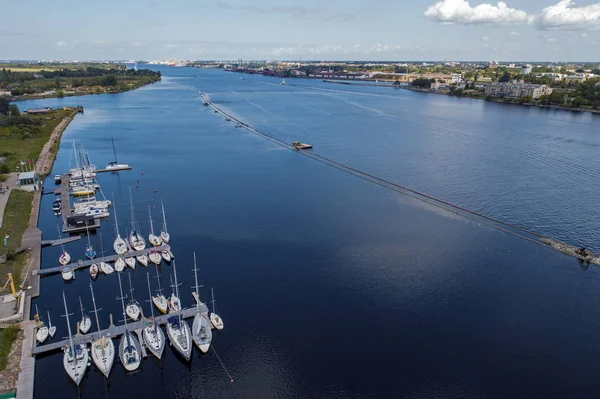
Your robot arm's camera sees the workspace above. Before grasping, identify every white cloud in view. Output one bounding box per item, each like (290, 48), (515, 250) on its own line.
(581, 32), (589, 38)
(482, 35), (489, 40)
(424, 0), (529, 25)
(534, 0), (600, 30)
(510, 31), (520, 35)
(56, 41), (67, 47)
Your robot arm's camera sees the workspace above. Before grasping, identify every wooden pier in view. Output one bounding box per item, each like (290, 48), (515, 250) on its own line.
(40, 236), (81, 247)
(31, 306), (209, 356)
(34, 244), (172, 276)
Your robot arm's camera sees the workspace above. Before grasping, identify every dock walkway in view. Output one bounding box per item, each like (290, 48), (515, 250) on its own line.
(32, 306), (208, 355)
(40, 236), (81, 247)
(57, 174), (100, 234)
(34, 244), (171, 276)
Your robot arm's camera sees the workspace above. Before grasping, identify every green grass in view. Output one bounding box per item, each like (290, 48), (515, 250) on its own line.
(0, 327), (18, 371)
(0, 109), (74, 172)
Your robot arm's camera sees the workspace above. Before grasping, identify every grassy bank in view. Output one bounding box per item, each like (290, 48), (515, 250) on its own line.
(0, 108), (76, 172)
(0, 327), (18, 370)
(0, 190), (33, 292)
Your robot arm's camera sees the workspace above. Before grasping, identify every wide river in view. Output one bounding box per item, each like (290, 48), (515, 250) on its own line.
(20, 66), (600, 398)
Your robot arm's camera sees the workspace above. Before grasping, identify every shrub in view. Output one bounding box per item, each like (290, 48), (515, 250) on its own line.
(0, 164), (9, 173)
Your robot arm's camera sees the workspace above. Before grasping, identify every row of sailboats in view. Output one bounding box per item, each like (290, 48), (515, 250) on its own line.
(59, 259), (224, 384)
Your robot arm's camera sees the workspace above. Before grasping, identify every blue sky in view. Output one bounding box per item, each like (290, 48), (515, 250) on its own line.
(2, 0), (600, 61)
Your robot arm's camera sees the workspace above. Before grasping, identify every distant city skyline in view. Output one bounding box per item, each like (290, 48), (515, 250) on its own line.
(2, 0), (600, 62)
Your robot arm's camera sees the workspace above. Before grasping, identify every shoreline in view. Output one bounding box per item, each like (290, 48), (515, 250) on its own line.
(320, 79), (600, 115)
(35, 108), (82, 177)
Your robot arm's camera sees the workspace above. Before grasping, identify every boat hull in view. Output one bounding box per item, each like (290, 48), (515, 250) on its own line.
(166, 318), (192, 361)
(143, 325), (165, 359)
(192, 313), (213, 353)
(119, 332), (142, 372)
(91, 336), (115, 378)
(63, 345), (88, 386)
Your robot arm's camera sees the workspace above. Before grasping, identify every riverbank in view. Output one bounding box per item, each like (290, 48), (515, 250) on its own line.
(322, 79), (600, 115)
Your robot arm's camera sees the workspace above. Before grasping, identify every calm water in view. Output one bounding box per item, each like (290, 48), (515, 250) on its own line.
(22, 67), (600, 398)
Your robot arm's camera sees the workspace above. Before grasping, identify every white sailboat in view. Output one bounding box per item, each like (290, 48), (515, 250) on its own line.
(125, 274), (141, 321)
(136, 254), (148, 267)
(117, 273), (142, 372)
(191, 253), (212, 353)
(57, 226), (71, 266)
(78, 297), (91, 334)
(161, 249), (172, 263)
(90, 263), (99, 280)
(152, 269), (168, 314)
(148, 206), (162, 247)
(105, 137), (131, 171)
(47, 311), (56, 338)
(125, 256), (136, 269)
(281, 78), (286, 85)
(61, 267), (73, 281)
(89, 283), (115, 378)
(149, 249), (162, 265)
(112, 194), (128, 255)
(35, 305), (49, 344)
(62, 292), (89, 386)
(128, 187), (146, 251)
(143, 273), (165, 359)
(160, 199), (170, 244)
(168, 274), (181, 313)
(98, 232), (114, 275)
(166, 261), (192, 361)
(210, 288), (224, 330)
(115, 257), (125, 272)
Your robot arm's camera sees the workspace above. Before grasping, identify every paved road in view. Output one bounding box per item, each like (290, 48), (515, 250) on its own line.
(0, 172), (18, 229)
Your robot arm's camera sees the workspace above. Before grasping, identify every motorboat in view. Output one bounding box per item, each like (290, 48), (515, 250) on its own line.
(52, 201), (61, 212)
(90, 263), (99, 279)
(54, 175), (61, 184)
(100, 262), (114, 275)
(136, 254), (148, 267)
(143, 274), (165, 359)
(35, 305), (49, 344)
(86, 208), (109, 219)
(62, 292), (89, 386)
(78, 297), (91, 334)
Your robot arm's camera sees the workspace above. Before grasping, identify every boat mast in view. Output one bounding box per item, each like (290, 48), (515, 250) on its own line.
(192, 252), (202, 311)
(111, 137), (118, 164)
(79, 297), (85, 320)
(128, 273), (135, 303)
(155, 268), (163, 296)
(148, 206), (155, 235)
(129, 187), (135, 233)
(112, 194), (121, 238)
(62, 292), (76, 359)
(161, 199), (168, 234)
(211, 288), (217, 314)
(117, 273), (130, 346)
(35, 304), (40, 323)
(172, 260), (182, 323)
(99, 232), (105, 256)
(89, 283), (102, 337)
(145, 274), (158, 334)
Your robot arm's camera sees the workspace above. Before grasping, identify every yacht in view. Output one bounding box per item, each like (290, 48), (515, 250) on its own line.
(89, 263), (99, 279)
(136, 254), (148, 267)
(89, 283), (115, 378)
(191, 253), (212, 353)
(105, 138), (131, 171)
(152, 269), (168, 314)
(78, 297), (91, 334)
(117, 273), (142, 371)
(165, 261), (192, 360)
(125, 274), (141, 321)
(143, 274), (165, 359)
(35, 305), (49, 344)
(125, 257), (136, 269)
(160, 200), (170, 244)
(128, 187), (146, 251)
(115, 257), (125, 272)
(61, 267), (73, 281)
(210, 288), (224, 330)
(148, 206), (162, 247)
(100, 262), (114, 275)
(149, 250), (162, 265)
(47, 311), (56, 338)
(112, 194), (128, 255)
(62, 292), (89, 386)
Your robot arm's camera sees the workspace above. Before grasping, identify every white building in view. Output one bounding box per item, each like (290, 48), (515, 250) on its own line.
(521, 64), (533, 75)
(485, 83), (553, 99)
(451, 73), (462, 83)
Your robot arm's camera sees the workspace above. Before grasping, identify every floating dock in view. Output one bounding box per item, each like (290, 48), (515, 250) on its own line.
(56, 174), (100, 234)
(40, 236), (81, 247)
(32, 306), (209, 356)
(34, 244), (172, 276)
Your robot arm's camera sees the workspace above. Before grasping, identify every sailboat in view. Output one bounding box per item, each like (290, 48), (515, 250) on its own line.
(143, 274), (165, 359)
(84, 227), (96, 260)
(137, 253), (148, 267)
(90, 263), (99, 280)
(210, 288), (224, 330)
(97, 232), (114, 275)
(191, 253), (212, 353)
(62, 292), (89, 385)
(125, 256), (136, 269)
(166, 261), (192, 361)
(117, 273), (142, 371)
(61, 267), (73, 281)
(160, 199), (170, 244)
(149, 249), (162, 265)
(78, 297), (91, 334)
(128, 187), (146, 251)
(112, 194), (128, 255)
(47, 311), (56, 338)
(115, 257), (125, 272)
(148, 206), (162, 247)
(57, 226), (71, 266)
(168, 274), (181, 313)
(281, 78), (286, 85)
(35, 305), (49, 344)
(89, 283), (115, 378)
(125, 274), (141, 321)
(105, 137), (131, 171)
(161, 249), (172, 263)
(152, 269), (168, 314)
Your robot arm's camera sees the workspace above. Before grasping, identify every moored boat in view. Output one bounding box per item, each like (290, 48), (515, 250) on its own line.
(152, 268), (168, 314)
(90, 263), (99, 279)
(136, 254), (148, 267)
(160, 200), (170, 244)
(78, 297), (91, 334)
(148, 206), (162, 247)
(210, 288), (224, 330)
(191, 253), (212, 353)
(125, 274), (141, 321)
(165, 261), (192, 360)
(35, 305), (49, 344)
(125, 257), (136, 269)
(115, 257), (125, 272)
(149, 250), (161, 265)
(161, 249), (171, 263)
(61, 267), (73, 281)
(100, 262), (114, 275)
(89, 283), (115, 378)
(47, 311), (56, 338)
(143, 274), (165, 359)
(62, 292), (88, 386)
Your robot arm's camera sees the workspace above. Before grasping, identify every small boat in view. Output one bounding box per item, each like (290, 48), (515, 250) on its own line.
(125, 257), (136, 269)
(225, 118), (231, 121)
(136, 254), (148, 267)
(52, 201), (61, 212)
(59, 251), (71, 266)
(281, 78), (286, 85)
(117, 274), (142, 371)
(160, 200), (170, 244)
(149, 250), (162, 265)
(191, 253), (212, 353)
(61, 267), (73, 281)
(84, 228), (96, 260)
(169, 293), (181, 313)
(143, 274), (165, 359)
(54, 175), (61, 184)
(47, 311), (56, 338)
(152, 268), (168, 314)
(292, 141), (313, 150)
(148, 207), (162, 247)
(89, 283), (115, 378)
(86, 209), (110, 219)
(166, 261), (192, 360)
(78, 297), (91, 334)
(210, 288), (224, 330)
(125, 274), (141, 321)
(115, 257), (125, 272)
(72, 188), (95, 197)
(90, 263), (99, 279)
(105, 137), (131, 171)
(35, 306), (49, 344)
(128, 188), (146, 251)
(100, 262), (114, 275)
(161, 249), (171, 263)
(62, 292), (88, 386)
(112, 195), (128, 255)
